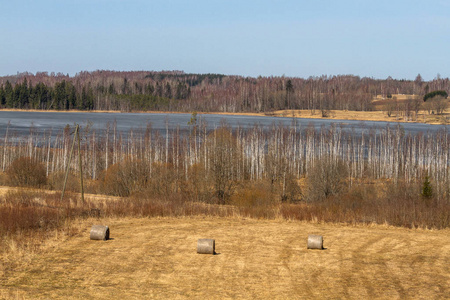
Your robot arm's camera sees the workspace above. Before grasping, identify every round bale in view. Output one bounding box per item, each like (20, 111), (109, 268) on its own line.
(307, 234), (323, 249)
(90, 225), (110, 241)
(197, 239), (215, 254)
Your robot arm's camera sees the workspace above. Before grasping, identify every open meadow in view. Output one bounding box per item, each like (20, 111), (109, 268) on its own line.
(1, 215), (449, 299)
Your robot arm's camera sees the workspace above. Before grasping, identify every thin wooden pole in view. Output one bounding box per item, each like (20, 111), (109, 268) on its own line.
(61, 125), (78, 202)
(77, 126), (85, 203)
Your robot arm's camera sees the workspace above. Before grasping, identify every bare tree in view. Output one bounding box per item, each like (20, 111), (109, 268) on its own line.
(431, 96), (448, 115)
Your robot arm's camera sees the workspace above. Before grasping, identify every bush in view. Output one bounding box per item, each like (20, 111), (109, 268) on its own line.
(6, 157), (47, 188)
(100, 159), (150, 197)
(231, 181), (275, 208)
(280, 176), (302, 203)
(305, 156), (348, 202)
(231, 181), (278, 219)
(49, 171), (80, 192)
(180, 163), (213, 203)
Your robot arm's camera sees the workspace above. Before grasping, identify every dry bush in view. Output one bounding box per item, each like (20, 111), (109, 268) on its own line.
(147, 162), (179, 199)
(6, 157), (47, 188)
(0, 171), (7, 185)
(180, 163), (213, 203)
(280, 176), (302, 203)
(305, 156), (348, 202)
(231, 181), (275, 207)
(48, 171), (80, 192)
(231, 181), (278, 219)
(100, 158), (150, 197)
(100, 163), (129, 197)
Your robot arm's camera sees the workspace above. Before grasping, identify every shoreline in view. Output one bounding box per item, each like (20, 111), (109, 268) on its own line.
(1, 108), (448, 125)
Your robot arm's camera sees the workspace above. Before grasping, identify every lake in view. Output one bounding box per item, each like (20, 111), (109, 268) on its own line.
(0, 110), (448, 139)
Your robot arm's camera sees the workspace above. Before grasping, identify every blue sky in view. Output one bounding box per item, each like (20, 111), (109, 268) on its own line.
(0, 0), (448, 80)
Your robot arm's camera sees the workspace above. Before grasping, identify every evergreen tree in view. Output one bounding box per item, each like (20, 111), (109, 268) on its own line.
(34, 82), (49, 109)
(145, 83), (154, 95)
(164, 82), (172, 98)
(87, 84), (94, 109)
(285, 79), (294, 108)
(66, 83), (77, 109)
(108, 83), (116, 95)
(0, 85), (5, 106)
(79, 86), (87, 110)
(18, 78), (29, 108)
(422, 174), (433, 199)
(155, 82), (163, 97)
(54, 80), (67, 109)
(13, 82), (21, 108)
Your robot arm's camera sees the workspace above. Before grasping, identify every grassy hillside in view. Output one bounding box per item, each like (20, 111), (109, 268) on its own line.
(1, 217), (449, 299)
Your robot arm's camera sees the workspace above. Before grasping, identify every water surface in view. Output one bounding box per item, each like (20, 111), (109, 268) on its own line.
(0, 111), (448, 139)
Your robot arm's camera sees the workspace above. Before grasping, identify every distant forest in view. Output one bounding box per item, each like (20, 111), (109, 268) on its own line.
(0, 71), (449, 112)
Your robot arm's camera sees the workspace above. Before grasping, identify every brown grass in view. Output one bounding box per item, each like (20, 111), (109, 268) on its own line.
(1, 216), (449, 299)
(265, 94), (450, 124)
(268, 108), (450, 124)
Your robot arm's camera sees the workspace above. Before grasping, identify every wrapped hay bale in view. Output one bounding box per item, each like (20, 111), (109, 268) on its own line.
(197, 239), (215, 254)
(307, 234), (323, 249)
(90, 225), (110, 241)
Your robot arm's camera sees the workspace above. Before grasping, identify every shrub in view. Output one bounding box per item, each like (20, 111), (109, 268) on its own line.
(231, 181), (278, 219)
(231, 181), (276, 208)
(305, 156), (348, 202)
(180, 163), (213, 203)
(280, 176), (302, 203)
(100, 159), (150, 197)
(147, 162), (179, 199)
(6, 157), (47, 188)
(49, 171), (80, 192)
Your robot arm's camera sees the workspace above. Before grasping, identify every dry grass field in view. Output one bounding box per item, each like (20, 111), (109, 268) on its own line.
(267, 108), (449, 125)
(1, 217), (449, 299)
(257, 94), (449, 124)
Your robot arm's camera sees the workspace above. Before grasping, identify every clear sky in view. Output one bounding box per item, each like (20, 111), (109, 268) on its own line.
(1, 0), (449, 80)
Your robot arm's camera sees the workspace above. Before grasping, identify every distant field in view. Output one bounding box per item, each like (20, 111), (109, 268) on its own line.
(1, 217), (449, 299)
(260, 94), (449, 124)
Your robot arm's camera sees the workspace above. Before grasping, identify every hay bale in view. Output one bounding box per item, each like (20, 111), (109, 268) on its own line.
(307, 234), (323, 249)
(197, 239), (215, 254)
(90, 225), (110, 241)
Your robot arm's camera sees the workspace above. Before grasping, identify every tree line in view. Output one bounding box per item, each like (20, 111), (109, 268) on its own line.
(0, 71), (449, 112)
